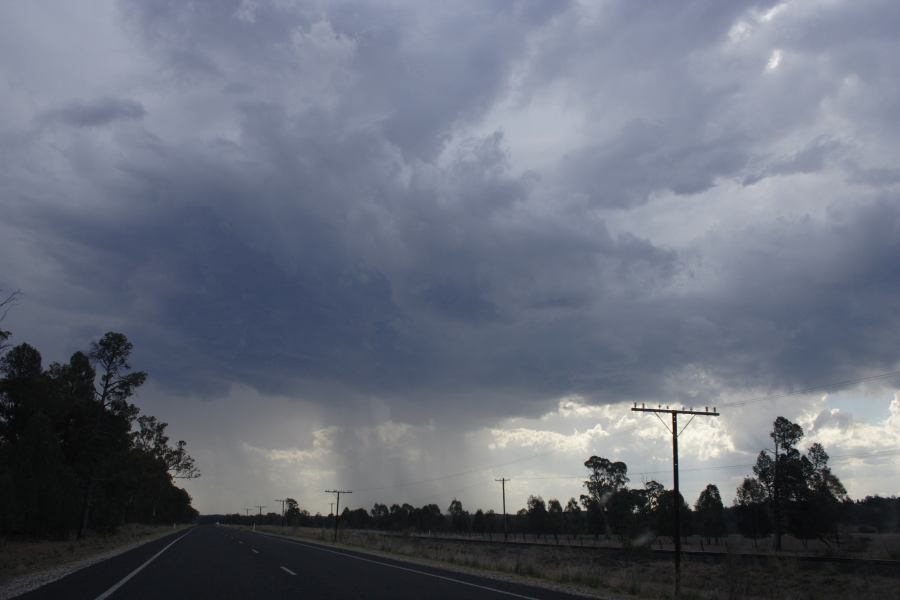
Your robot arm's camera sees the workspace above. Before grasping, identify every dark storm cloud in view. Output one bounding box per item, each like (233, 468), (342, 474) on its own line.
(2, 0), (900, 430)
(39, 98), (146, 127)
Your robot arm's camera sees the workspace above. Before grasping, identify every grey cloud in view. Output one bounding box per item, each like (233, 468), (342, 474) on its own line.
(2, 0), (900, 435)
(742, 138), (846, 186)
(564, 120), (750, 207)
(39, 97), (146, 127)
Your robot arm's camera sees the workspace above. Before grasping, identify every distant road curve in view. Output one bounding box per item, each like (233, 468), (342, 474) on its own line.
(14, 525), (591, 599)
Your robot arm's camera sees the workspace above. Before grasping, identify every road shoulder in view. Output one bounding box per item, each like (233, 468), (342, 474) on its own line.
(0, 526), (191, 600)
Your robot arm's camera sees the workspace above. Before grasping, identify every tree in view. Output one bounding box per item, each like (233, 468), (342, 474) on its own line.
(655, 490), (692, 538)
(563, 497), (583, 536)
(447, 498), (468, 533)
(583, 456), (629, 539)
(0, 290), (18, 356)
(526, 495), (547, 535)
(472, 509), (487, 534)
(695, 484), (726, 544)
(133, 415), (200, 479)
(734, 477), (771, 544)
(371, 503), (389, 529)
(751, 416), (806, 550)
(793, 443), (846, 545)
(1, 331), (197, 537)
(90, 332), (146, 419)
(77, 333), (148, 537)
(285, 498), (302, 524)
(547, 498), (563, 539)
(742, 417), (847, 549)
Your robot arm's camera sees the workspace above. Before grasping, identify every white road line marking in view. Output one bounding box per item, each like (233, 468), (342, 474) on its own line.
(238, 541), (244, 544)
(251, 549), (259, 554)
(280, 566), (296, 575)
(259, 535), (543, 600)
(94, 529), (193, 600)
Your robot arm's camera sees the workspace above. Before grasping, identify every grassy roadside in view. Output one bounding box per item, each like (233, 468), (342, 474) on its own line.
(239, 525), (897, 600)
(0, 524), (189, 585)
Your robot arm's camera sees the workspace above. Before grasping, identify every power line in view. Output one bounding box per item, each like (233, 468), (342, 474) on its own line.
(720, 370), (900, 407)
(508, 447), (900, 482)
(353, 449), (556, 493)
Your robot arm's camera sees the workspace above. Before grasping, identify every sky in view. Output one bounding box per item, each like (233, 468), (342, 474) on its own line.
(1, 0), (899, 517)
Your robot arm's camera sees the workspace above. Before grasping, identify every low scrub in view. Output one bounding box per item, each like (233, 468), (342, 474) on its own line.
(249, 525), (899, 600)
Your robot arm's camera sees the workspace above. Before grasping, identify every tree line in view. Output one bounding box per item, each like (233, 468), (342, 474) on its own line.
(220, 417), (897, 546)
(0, 325), (199, 538)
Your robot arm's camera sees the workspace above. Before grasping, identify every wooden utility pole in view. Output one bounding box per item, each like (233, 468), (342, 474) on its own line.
(494, 478), (509, 540)
(325, 490), (351, 542)
(254, 505), (266, 529)
(631, 403), (719, 597)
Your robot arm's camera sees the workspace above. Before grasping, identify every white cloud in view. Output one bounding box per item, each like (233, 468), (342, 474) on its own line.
(488, 423), (608, 453)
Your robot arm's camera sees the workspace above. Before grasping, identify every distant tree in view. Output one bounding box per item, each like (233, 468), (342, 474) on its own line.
(371, 503), (389, 529)
(740, 417), (847, 549)
(695, 484), (726, 544)
(343, 507), (371, 529)
(416, 503), (444, 532)
(654, 490), (692, 538)
(389, 503), (414, 530)
(850, 496), (900, 533)
(547, 498), (563, 539)
(563, 497), (583, 536)
(285, 498), (301, 524)
(447, 498), (468, 533)
(792, 443), (847, 546)
(734, 477), (772, 545)
(472, 509), (487, 534)
(583, 456), (629, 538)
(526, 495), (547, 535)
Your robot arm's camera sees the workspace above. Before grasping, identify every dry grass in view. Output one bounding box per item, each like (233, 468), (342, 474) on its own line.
(0, 524), (187, 584)
(248, 526), (899, 600)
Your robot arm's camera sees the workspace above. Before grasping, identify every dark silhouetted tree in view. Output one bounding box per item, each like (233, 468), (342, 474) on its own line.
(526, 495), (547, 535)
(695, 484), (726, 544)
(583, 455), (629, 539)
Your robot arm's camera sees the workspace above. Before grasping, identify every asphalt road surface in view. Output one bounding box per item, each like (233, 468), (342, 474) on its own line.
(16, 525), (591, 599)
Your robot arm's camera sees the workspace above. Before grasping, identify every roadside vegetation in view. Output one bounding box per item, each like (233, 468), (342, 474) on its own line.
(243, 524), (899, 600)
(0, 308), (199, 541)
(0, 523), (188, 586)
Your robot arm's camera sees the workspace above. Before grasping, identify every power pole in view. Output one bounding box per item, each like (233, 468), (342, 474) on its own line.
(255, 505), (266, 529)
(494, 478), (509, 541)
(329, 502), (334, 517)
(631, 403), (719, 598)
(770, 442), (782, 551)
(243, 507), (253, 527)
(274, 499), (286, 527)
(325, 490), (351, 542)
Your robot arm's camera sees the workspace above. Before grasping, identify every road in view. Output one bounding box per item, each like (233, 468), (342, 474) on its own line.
(15, 526), (591, 599)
